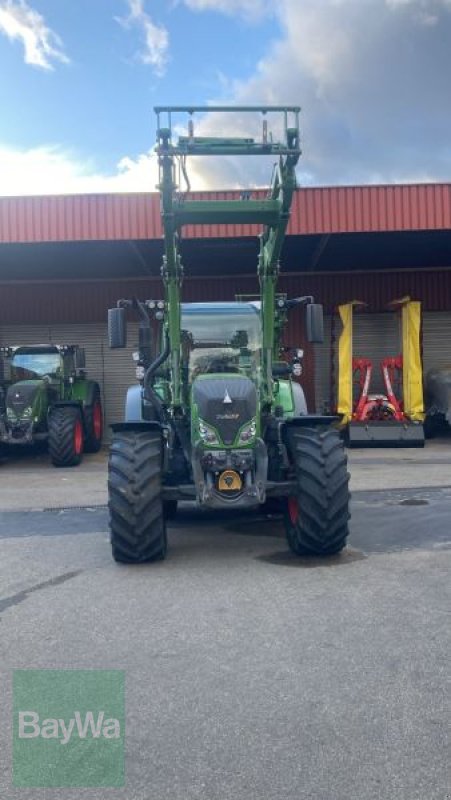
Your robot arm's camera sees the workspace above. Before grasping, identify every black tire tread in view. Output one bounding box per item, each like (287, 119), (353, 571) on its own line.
(108, 429), (166, 563)
(48, 407), (83, 468)
(284, 426), (350, 556)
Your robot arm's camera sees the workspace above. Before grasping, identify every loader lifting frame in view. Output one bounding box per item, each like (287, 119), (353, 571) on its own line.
(154, 106), (302, 413)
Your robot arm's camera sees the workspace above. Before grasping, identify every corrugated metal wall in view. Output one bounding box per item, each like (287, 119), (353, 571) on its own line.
(422, 312), (451, 372)
(279, 269), (451, 313)
(294, 184), (451, 234)
(0, 268), (450, 325)
(0, 269), (450, 417)
(1, 184), (450, 244)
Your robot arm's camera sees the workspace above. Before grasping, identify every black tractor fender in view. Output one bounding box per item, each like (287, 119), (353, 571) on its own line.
(124, 384), (159, 423)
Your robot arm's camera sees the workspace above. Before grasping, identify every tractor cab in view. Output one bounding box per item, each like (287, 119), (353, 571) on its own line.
(181, 302), (261, 381)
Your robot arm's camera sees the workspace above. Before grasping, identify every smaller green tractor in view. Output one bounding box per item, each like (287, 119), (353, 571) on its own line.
(0, 344), (103, 466)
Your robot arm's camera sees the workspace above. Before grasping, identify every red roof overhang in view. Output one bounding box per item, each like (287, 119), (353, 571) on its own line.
(0, 183), (450, 245)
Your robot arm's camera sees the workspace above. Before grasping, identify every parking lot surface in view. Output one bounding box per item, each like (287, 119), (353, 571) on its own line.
(0, 443), (450, 799)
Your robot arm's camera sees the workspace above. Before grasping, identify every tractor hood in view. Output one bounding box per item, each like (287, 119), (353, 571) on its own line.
(6, 380), (43, 418)
(192, 375), (257, 445)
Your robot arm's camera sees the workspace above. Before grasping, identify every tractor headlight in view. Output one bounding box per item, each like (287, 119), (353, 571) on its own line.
(20, 406), (33, 419)
(238, 418), (257, 443)
(199, 420), (220, 445)
(6, 407), (16, 420)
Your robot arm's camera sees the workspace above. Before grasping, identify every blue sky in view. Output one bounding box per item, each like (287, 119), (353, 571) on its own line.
(0, 0), (451, 194)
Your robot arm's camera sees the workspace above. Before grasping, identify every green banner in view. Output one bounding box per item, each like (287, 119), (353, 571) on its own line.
(13, 669), (125, 787)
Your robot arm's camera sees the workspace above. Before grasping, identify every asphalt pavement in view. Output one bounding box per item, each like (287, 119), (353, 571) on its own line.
(0, 484), (450, 800)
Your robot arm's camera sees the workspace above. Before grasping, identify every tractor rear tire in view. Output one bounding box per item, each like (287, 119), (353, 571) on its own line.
(284, 426), (350, 556)
(84, 387), (103, 453)
(108, 429), (167, 564)
(48, 407), (84, 467)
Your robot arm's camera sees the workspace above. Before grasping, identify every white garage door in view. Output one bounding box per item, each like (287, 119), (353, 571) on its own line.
(0, 322), (140, 437)
(314, 312), (400, 412)
(422, 312), (451, 372)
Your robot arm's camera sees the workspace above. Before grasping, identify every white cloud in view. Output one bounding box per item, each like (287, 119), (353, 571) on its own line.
(0, 144), (161, 196)
(177, 0), (451, 187)
(117, 0), (169, 75)
(0, 0), (68, 70)
(182, 0), (272, 21)
(2, 0), (451, 195)
(0, 138), (241, 197)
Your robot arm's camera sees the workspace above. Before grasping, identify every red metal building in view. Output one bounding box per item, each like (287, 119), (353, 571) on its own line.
(0, 184), (450, 426)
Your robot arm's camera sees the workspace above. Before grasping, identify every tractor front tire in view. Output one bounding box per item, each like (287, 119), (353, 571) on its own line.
(108, 429), (167, 564)
(48, 407), (84, 467)
(284, 426), (350, 556)
(84, 387), (103, 453)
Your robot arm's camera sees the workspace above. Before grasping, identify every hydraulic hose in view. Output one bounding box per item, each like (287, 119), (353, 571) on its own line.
(143, 334), (170, 421)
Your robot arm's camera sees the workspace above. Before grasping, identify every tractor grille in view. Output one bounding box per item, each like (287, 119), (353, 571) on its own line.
(193, 376), (257, 445)
(6, 383), (38, 417)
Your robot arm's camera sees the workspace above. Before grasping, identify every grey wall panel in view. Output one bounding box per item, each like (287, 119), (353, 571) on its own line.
(422, 312), (451, 371)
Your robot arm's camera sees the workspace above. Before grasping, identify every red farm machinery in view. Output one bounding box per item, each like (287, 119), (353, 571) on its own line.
(332, 298), (425, 447)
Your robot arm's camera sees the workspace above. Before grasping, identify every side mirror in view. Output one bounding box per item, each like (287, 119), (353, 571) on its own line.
(306, 303), (324, 343)
(75, 348), (86, 369)
(108, 307), (127, 349)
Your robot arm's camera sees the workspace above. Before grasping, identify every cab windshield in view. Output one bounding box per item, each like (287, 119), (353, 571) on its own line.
(10, 351), (61, 381)
(181, 305), (261, 380)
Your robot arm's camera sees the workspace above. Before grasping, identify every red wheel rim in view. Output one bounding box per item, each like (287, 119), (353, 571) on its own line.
(93, 400), (102, 440)
(288, 496), (299, 525)
(74, 419), (83, 455)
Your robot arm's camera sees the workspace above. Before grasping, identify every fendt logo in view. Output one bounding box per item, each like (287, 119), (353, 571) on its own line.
(13, 670), (125, 788)
(18, 710), (121, 746)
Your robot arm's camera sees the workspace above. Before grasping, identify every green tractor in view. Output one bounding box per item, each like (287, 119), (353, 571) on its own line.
(0, 344), (103, 466)
(107, 106), (350, 563)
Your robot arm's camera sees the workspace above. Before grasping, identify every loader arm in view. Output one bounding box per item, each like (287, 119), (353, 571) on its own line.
(155, 106), (301, 411)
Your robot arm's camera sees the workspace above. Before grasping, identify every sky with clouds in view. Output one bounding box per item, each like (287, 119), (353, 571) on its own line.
(0, 0), (450, 195)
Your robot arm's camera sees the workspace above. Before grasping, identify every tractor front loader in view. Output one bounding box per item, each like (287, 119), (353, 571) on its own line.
(107, 106), (350, 563)
(0, 344), (103, 466)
